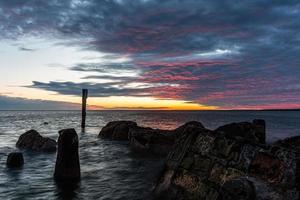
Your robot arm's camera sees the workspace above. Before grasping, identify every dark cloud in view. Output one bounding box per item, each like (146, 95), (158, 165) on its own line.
(70, 62), (138, 74)
(0, 95), (80, 110)
(1, 0), (300, 108)
(29, 81), (149, 97)
(19, 47), (35, 51)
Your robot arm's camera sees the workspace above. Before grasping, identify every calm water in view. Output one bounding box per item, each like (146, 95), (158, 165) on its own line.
(0, 110), (299, 199)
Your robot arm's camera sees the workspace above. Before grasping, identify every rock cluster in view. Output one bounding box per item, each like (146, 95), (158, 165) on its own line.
(99, 121), (204, 156)
(153, 120), (299, 200)
(16, 129), (57, 151)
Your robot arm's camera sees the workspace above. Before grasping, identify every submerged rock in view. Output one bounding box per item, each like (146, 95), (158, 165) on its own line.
(16, 129), (57, 151)
(6, 152), (24, 168)
(98, 121), (137, 140)
(54, 129), (80, 182)
(154, 121), (299, 200)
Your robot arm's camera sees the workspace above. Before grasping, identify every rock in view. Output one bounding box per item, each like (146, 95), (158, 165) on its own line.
(98, 121), (137, 140)
(253, 119), (266, 143)
(16, 129), (57, 151)
(99, 121), (206, 156)
(219, 177), (284, 200)
(128, 121), (205, 156)
(129, 127), (174, 156)
(154, 120), (299, 200)
(273, 135), (300, 153)
(215, 119), (266, 144)
(218, 177), (256, 200)
(174, 121), (204, 136)
(54, 129), (80, 182)
(6, 152), (24, 168)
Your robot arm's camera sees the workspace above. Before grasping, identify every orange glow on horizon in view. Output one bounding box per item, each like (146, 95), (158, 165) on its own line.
(1, 87), (218, 110)
(86, 96), (218, 110)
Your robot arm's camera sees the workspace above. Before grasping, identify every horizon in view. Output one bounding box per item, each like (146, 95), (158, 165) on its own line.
(1, 0), (300, 110)
(0, 108), (299, 111)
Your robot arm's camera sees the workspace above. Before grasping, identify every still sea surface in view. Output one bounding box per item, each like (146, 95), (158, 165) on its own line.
(0, 110), (299, 199)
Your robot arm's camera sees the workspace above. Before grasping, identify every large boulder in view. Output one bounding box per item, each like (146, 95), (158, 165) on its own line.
(219, 177), (284, 200)
(16, 129), (57, 151)
(54, 129), (80, 182)
(273, 135), (300, 153)
(98, 121), (137, 140)
(154, 121), (299, 200)
(6, 152), (24, 168)
(174, 121), (204, 136)
(99, 121), (205, 156)
(129, 127), (174, 156)
(215, 119), (266, 144)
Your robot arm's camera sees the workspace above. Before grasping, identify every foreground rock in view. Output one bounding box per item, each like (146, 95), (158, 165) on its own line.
(16, 129), (57, 151)
(154, 122), (299, 199)
(54, 129), (80, 182)
(6, 152), (24, 168)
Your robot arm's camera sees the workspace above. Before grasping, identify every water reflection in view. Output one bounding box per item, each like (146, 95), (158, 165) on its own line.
(0, 111), (299, 199)
(5, 167), (23, 181)
(55, 181), (80, 200)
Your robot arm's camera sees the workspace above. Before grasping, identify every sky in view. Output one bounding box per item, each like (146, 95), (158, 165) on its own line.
(0, 0), (300, 110)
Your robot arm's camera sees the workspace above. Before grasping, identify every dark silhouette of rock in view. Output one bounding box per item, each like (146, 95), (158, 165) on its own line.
(98, 121), (137, 140)
(215, 119), (266, 144)
(273, 135), (300, 153)
(129, 127), (174, 156)
(54, 129), (80, 182)
(16, 129), (57, 151)
(99, 121), (206, 156)
(218, 177), (256, 200)
(219, 177), (284, 200)
(174, 121), (204, 136)
(6, 152), (24, 168)
(154, 121), (299, 200)
(253, 119), (266, 143)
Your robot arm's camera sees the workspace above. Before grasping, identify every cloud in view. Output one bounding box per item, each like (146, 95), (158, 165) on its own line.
(29, 81), (149, 97)
(1, 0), (300, 108)
(70, 62), (138, 75)
(0, 95), (80, 110)
(19, 47), (35, 51)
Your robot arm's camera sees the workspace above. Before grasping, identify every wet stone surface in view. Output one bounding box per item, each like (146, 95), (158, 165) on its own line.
(154, 119), (299, 200)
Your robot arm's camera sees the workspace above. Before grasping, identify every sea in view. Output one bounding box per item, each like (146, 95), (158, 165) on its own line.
(0, 110), (299, 199)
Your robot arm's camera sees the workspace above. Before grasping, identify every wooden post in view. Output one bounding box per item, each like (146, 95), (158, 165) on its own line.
(81, 89), (88, 131)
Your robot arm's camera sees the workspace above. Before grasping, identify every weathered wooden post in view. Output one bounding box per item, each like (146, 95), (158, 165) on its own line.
(81, 89), (88, 132)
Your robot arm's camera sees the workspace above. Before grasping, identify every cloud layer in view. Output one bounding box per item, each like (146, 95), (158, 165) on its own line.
(0, 95), (80, 110)
(1, 0), (300, 108)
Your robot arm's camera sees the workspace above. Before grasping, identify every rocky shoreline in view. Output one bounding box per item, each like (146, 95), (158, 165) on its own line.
(9, 119), (300, 199)
(99, 119), (299, 199)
